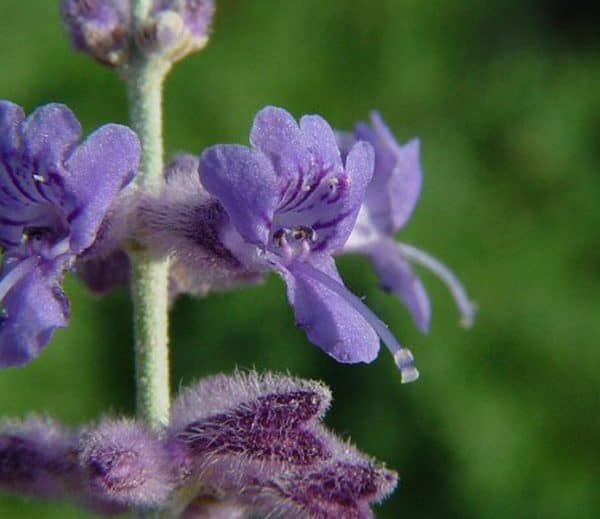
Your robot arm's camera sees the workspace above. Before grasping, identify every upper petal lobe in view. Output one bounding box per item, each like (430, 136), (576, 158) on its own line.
(200, 144), (280, 247)
(64, 123), (140, 253)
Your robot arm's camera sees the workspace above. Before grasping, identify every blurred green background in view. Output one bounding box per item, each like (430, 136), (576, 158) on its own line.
(1, 0), (599, 517)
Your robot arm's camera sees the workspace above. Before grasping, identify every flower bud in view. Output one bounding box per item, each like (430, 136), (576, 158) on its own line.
(138, 0), (214, 63)
(157, 0), (214, 49)
(61, 0), (132, 67)
(268, 459), (398, 519)
(78, 419), (174, 507)
(167, 371), (397, 518)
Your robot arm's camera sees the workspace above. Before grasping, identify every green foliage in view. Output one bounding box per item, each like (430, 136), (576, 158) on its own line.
(1, 1), (598, 517)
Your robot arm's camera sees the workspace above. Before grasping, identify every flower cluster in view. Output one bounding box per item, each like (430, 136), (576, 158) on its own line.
(0, 101), (139, 367)
(137, 106), (475, 382)
(61, 0), (215, 66)
(1, 3), (477, 517)
(0, 99), (473, 382)
(0, 371), (397, 518)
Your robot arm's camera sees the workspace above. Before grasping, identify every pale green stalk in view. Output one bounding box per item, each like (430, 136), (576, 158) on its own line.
(127, 0), (171, 432)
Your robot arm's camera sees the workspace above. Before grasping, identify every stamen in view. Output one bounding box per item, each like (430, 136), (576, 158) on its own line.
(22, 226), (51, 241)
(293, 261), (419, 383)
(273, 228), (287, 247)
(291, 226), (315, 242)
(32, 174), (46, 183)
(0, 256), (38, 302)
(396, 242), (476, 328)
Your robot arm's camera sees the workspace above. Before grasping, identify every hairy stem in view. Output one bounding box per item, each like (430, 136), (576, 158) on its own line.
(127, 1), (171, 431)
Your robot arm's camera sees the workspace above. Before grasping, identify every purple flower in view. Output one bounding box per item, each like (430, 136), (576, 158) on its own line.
(0, 372), (399, 517)
(0, 101), (140, 367)
(340, 112), (476, 333)
(169, 371), (398, 518)
(61, 0), (131, 67)
(200, 106), (419, 382)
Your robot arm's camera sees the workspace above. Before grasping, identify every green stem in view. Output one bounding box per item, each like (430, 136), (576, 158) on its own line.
(127, 1), (171, 431)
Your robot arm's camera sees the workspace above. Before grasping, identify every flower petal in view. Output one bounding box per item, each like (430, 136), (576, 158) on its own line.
(282, 255), (379, 364)
(316, 139), (375, 249)
(0, 258), (69, 367)
(355, 112), (422, 233)
(249, 106), (310, 178)
(365, 239), (431, 333)
(0, 100), (24, 159)
(21, 103), (81, 172)
(64, 123), (140, 253)
(299, 114), (342, 171)
(0, 101), (34, 215)
(260, 135), (374, 255)
(200, 144), (279, 246)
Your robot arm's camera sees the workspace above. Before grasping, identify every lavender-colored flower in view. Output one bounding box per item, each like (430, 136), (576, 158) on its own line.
(168, 371), (398, 518)
(78, 419), (175, 507)
(200, 106), (419, 382)
(0, 101), (140, 367)
(61, 0), (131, 67)
(340, 112), (476, 332)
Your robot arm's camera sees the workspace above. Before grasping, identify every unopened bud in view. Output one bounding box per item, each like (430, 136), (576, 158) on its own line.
(61, 0), (131, 67)
(79, 419), (174, 507)
(166, 0), (214, 49)
(139, 0), (214, 63)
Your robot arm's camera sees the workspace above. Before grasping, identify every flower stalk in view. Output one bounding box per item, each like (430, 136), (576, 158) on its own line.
(127, 0), (171, 431)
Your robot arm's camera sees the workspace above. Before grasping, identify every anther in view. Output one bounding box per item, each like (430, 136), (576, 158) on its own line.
(291, 226), (315, 242)
(273, 228), (287, 247)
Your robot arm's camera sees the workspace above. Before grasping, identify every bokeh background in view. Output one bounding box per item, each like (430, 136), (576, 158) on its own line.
(1, 1), (599, 517)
